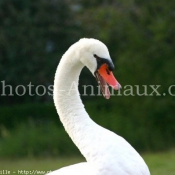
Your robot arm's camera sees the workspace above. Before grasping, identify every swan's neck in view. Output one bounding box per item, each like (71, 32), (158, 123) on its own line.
(54, 51), (97, 158)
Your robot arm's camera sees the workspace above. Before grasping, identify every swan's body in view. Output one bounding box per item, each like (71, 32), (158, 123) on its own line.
(49, 38), (150, 175)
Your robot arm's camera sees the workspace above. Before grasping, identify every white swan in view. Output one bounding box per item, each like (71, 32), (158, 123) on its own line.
(49, 38), (150, 175)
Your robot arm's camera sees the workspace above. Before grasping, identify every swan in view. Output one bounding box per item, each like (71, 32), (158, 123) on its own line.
(48, 38), (150, 175)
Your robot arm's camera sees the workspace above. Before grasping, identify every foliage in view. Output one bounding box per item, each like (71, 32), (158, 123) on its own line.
(0, 0), (81, 104)
(0, 103), (174, 158)
(0, 119), (80, 158)
(0, 103), (59, 132)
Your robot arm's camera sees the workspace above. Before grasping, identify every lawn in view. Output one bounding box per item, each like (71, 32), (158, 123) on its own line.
(1, 150), (175, 175)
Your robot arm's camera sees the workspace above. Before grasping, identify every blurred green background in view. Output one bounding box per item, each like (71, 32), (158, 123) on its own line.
(0, 0), (175, 174)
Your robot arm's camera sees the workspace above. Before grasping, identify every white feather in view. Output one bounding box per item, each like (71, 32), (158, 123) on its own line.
(48, 38), (150, 175)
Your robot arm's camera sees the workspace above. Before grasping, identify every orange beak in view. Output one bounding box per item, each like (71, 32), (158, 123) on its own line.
(95, 64), (121, 99)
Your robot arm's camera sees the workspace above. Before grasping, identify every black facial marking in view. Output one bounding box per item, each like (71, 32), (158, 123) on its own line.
(93, 54), (115, 71)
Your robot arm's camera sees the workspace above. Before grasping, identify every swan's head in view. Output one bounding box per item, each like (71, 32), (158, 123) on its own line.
(78, 38), (121, 99)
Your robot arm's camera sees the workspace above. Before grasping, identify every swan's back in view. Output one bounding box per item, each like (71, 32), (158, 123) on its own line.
(48, 162), (94, 175)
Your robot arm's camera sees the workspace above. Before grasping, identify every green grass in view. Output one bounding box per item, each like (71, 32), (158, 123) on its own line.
(144, 150), (175, 175)
(1, 150), (175, 175)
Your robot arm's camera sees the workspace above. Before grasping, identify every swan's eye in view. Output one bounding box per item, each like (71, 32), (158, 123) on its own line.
(93, 54), (98, 58)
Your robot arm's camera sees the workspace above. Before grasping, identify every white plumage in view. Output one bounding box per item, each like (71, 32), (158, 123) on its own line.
(48, 38), (150, 175)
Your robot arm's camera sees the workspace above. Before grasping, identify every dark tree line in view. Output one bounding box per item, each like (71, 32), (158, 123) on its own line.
(0, 0), (82, 104)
